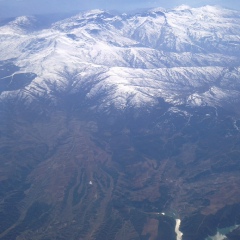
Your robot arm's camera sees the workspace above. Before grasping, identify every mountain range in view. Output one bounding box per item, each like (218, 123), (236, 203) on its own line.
(0, 5), (240, 111)
(0, 5), (240, 240)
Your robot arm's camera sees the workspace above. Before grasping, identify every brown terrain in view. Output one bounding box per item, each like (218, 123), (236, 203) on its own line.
(0, 102), (240, 240)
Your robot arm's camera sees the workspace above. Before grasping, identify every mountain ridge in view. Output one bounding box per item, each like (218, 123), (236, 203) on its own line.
(0, 5), (240, 112)
(0, 6), (240, 240)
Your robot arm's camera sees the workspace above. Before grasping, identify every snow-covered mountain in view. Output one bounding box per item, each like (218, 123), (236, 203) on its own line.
(1, 6), (240, 240)
(0, 5), (240, 111)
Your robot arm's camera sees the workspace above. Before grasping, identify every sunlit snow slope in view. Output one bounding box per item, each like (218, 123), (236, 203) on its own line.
(0, 6), (240, 110)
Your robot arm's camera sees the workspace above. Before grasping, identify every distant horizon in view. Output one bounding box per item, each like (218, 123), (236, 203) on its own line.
(0, 0), (240, 18)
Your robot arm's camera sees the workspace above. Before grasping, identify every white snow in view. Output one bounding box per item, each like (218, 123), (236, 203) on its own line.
(0, 6), (239, 110)
(173, 5), (191, 11)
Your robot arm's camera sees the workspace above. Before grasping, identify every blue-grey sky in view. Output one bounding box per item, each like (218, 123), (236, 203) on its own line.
(0, 0), (240, 18)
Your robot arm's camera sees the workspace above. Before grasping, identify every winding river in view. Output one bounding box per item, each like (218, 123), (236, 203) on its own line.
(175, 219), (183, 240)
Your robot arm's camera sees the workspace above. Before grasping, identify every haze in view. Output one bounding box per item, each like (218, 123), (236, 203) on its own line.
(0, 0), (240, 18)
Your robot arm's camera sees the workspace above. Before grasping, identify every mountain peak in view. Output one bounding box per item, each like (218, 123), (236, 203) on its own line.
(84, 9), (107, 16)
(173, 4), (191, 11)
(10, 16), (36, 28)
(76, 9), (113, 20)
(0, 15), (37, 35)
(0, 6), (240, 111)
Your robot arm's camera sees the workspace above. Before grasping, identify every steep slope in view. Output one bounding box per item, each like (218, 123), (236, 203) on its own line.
(0, 6), (240, 240)
(0, 6), (240, 111)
